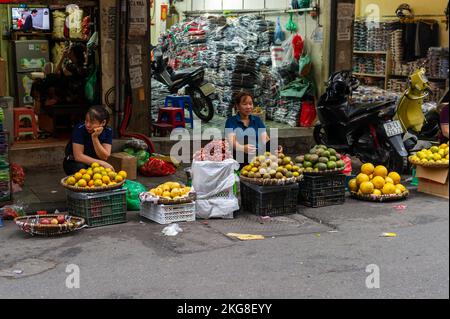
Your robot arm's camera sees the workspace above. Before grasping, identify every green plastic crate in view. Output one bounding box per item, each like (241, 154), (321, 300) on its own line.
(66, 188), (127, 228)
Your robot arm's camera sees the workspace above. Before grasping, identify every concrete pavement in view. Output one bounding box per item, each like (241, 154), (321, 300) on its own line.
(0, 186), (448, 299)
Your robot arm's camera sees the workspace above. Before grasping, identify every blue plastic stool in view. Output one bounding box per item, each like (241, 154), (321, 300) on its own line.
(165, 95), (194, 129)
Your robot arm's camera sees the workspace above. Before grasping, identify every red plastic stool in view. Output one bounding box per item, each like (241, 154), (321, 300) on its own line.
(157, 107), (186, 129)
(14, 107), (38, 140)
(152, 123), (173, 137)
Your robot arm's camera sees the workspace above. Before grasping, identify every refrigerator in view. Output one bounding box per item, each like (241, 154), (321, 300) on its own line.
(13, 40), (50, 106)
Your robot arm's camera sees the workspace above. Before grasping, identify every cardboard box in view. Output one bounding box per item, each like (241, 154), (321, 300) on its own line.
(108, 152), (137, 180)
(0, 58), (7, 97)
(416, 166), (449, 199)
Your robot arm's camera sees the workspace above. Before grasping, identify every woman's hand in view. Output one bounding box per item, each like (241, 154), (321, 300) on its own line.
(243, 144), (257, 154)
(97, 160), (114, 171)
(91, 127), (104, 139)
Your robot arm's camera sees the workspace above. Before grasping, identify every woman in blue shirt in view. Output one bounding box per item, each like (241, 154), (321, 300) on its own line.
(63, 105), (114, 175)
(225, 92), (276, 166)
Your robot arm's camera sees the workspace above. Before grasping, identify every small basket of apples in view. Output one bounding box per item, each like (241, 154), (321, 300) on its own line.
(14, 214), (86, 236)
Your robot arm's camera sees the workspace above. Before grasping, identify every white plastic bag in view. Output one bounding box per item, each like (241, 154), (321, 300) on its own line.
(162, 224), (183, 236)
(191, 159), (239, 219)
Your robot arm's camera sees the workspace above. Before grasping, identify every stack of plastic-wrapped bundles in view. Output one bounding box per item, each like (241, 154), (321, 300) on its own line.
(150, 79), (170, 122)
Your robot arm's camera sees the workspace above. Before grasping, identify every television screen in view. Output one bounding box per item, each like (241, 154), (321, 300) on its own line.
(11, 7), (51, 32)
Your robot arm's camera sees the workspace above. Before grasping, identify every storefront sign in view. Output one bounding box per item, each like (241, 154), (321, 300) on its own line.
(129, 0), (147, 38)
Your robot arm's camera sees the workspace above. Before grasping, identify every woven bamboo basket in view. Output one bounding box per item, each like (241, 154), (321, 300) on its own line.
(239, 175), (302, 186)
(350, 191), (409, 203)
(14, 215), (86, 236)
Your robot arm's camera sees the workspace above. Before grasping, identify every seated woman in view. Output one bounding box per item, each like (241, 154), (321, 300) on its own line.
(225, 92), (280, 167)
(63, 105), (114, 175)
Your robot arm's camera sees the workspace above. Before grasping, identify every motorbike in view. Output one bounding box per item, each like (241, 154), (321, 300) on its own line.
(394, 67), (443, 150)
(314, 71), (409, 173)
(151, 45), (215, 123)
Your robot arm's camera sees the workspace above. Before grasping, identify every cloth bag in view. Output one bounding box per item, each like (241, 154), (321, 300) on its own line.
(191, 159), (240, 219)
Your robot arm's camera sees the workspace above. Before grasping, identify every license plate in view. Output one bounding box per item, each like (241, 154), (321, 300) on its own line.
(384, 121), (403, 137)
(200, 83), (215, 96)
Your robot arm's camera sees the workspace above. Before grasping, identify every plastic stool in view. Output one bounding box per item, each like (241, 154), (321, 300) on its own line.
(157, 107), (186, 129)
(14, 107), (38, 140)
(152, 123), (173, 137)
(165, 95), (194, 129)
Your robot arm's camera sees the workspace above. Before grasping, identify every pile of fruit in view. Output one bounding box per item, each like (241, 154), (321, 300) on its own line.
(148, 182), (192, 200)
(409, 143), (449, 167)
(193, 140), (233, 162)
(37, 215), (76, 227)
(295, 145), (346, 173)
(241, 152), (302, 181)
(64, 163), (127, 189)
(349, 163), (408, 198)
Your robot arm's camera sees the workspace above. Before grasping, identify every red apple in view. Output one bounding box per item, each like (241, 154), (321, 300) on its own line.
(57, 215), (66, 224)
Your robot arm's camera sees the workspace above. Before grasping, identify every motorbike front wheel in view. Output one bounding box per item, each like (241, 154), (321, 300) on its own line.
(186, 87), (214, 123)
(387, 146), (408, 174)
(313, 124), (327, 145)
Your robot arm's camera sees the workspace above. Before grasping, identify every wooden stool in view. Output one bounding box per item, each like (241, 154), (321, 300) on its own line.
(14, 107), (38, 140)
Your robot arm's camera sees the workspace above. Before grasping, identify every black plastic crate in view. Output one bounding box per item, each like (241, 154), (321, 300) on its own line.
(240, 182), (298, 217)
(67, 188), (127, 227)
(299, 174), (346, 208)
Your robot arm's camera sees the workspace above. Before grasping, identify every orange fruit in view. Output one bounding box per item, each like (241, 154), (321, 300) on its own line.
(373, 189), (382, 196)
(373, 165), (388, 178)
(115, 175), (124, 183)
(108, 172), (117, 180)
(372, 176), (386, 190)
(82, 174), (91, 182)
(385, 177), (394, 185)
(93, 167), (102, 174)
(88, 180), (94, 187)
(79, 169), (87, 175)
(74, 173), (83, 181)
(94, 179), (103, 187)
(102, 176), (110, 184)
(93, 173), (103, 181)
(360, 181), (375, 195)
(382, 183), (396, 195)
(348, 179), (358, 192)
(66, 177), (76, 186)
(118, 171), (127, 179)
(91, 162), (100, 168)
(356, 173), (370, 186)
(396, 184), (407, 193)
(361, 163), (375, 175)
(77, 179), (87, 188)
(389, 172), (402, 185)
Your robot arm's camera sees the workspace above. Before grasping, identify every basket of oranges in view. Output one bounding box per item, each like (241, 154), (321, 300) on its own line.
(140, 182), (196, 205)
(61, 162), (128, 193)
(348, 164), (409, 202)
(409, 143), (449, 169)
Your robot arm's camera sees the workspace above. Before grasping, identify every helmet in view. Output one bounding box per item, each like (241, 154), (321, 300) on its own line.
(396, 4), (414, 19)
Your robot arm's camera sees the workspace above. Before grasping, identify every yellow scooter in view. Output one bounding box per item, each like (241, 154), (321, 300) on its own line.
(394, 67), (431, 133)
(394, 67), (441, 150)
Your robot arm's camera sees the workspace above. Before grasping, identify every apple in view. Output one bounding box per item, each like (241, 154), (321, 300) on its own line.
(57, 215), (66, 224)
(40, 219), (50, 225)
(51, 219), (59, 225)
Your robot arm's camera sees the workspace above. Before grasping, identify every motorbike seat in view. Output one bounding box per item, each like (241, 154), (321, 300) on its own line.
(170, 67), (203, 81)
(346, 101), (394, 119)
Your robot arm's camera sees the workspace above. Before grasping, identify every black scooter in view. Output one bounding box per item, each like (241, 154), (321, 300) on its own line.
(151, 46), (215, 123)
(314, 71), (409, 173)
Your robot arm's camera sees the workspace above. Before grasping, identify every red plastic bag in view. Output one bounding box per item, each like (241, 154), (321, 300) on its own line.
(139, 158), (176, 177)
(292, 34), (304, 61)
(299, 101), (317, 127)
(339, 153), (353, 176)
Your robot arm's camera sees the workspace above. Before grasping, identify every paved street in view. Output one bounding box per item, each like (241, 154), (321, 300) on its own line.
(0, 186), (448, 299)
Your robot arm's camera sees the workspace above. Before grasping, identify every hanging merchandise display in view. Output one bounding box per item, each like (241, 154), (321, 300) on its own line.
(292, 34), (304, 61)
(285, 13), (298, 33)
(66, 5), (84, 40)
(274, 17), (285, 45)
(52, 10), (66, 39)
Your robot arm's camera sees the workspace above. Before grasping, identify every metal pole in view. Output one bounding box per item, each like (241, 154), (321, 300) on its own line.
(114, 0), (121, 136)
